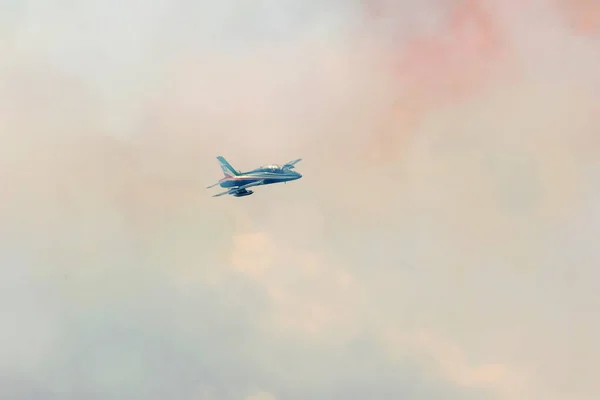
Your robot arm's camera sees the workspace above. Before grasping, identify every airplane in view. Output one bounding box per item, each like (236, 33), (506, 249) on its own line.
(207, 156), (302, 197)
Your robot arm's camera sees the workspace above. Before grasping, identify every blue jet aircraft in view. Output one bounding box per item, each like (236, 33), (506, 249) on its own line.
(207, 156), (302, 197)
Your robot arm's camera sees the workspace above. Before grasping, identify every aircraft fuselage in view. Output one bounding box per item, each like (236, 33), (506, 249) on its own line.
(219, 173), (301, 189)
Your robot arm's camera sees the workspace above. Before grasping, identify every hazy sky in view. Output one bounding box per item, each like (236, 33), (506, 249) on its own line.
(1, 1), (599, 399)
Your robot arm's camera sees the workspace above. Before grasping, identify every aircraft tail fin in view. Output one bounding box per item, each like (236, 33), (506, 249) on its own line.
(216, 156), (239, 177)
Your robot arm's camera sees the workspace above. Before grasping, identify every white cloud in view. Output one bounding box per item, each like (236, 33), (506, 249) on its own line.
(1, 1), (599, 399)
(247, 391), (276, 400)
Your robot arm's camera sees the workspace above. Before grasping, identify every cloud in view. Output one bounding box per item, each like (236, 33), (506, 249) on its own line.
(1, 0), (599, 399)
(247, 391), (276, 400)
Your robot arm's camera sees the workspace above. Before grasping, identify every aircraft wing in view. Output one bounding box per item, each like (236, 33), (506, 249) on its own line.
(212, 180), (264, 197)
(282, 158), (302, 169)
(235, 180), (264, 190)
(212, 189), (232, 197)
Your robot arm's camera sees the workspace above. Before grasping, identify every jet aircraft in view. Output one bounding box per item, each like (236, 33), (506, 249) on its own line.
(207, 156), (302, 197)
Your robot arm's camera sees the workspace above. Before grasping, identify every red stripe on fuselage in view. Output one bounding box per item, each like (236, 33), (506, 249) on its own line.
(219, 175), (263, 182)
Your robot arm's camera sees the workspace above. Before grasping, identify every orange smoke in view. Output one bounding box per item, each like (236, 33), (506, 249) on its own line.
(397, 0), (505, 101)
(363, 0), (514, 161)
(560, 0), (600, 34)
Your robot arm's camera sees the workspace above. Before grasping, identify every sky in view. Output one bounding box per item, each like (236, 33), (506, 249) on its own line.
(0, 0), (599, 399)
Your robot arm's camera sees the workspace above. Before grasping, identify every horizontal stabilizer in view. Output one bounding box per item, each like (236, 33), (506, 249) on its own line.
(213, 189), (231, 197)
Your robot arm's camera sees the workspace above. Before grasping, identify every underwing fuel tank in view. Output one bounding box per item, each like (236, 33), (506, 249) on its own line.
(233, 190), (253, 197)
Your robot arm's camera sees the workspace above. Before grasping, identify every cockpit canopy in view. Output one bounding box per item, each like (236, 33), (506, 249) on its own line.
(255, 164), (282, 173)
